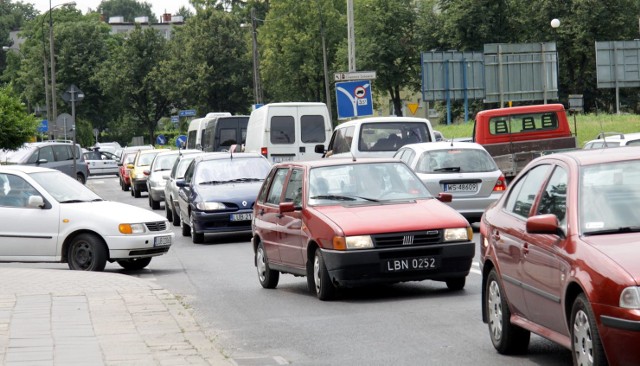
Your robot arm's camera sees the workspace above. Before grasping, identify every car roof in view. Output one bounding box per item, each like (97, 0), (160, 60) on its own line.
(400, 141), (488, 152)
(197, 152), (264, 162)
(274, 157), (404, 169)
(541, 145), (640, 166)
(334, 116), (431, 128)
(0, 165), (54, 174)
(138, 148), (169, 155)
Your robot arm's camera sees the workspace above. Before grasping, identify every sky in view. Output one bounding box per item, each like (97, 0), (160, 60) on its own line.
(29, 1), (194, 18)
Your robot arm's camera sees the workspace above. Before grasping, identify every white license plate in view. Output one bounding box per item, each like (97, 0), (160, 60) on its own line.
(444, 183), (478, 192)
(153, 235), (172, 247)
(230, 213), (253, 221)
(383, 257), (439, 272)
(272, 155), (294, 163)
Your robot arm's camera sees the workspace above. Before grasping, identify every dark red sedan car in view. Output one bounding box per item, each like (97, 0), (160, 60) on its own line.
(480, 147), (640, 366)
(252, 158), (475, 300)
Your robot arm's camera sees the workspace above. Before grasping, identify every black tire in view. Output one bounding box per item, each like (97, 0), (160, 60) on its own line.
(171, 202), (180, 226)
(446, 277), (466, 291)
(256, 242), (279, 288)
(486, 269), (530, 354)
(133, 185), (141, 198)
(124, 179), (130, 191)
(117, 257), (152, 270)
(165, 200), (173, 221)
(312, 249), (336, 301)
(571, 294), (607, 366)
(120, 177), (125, 191)
(191, 213), (204, 243)
(67, 233), (107, 271)
(130, 185), (134, 196)
(181, 215), (191, 236)
(76, 173), (86, 185)
(149, 194), (160, 210)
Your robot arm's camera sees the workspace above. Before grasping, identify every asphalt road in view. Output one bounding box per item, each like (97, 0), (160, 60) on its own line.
(3, 175), (575, 366)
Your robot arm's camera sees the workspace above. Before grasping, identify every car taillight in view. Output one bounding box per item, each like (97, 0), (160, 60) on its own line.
(493, 175), (507, 192)
(260, 147), (268, 158)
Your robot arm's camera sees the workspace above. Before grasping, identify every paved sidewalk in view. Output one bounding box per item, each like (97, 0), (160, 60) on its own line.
(0, 268), (234, 366)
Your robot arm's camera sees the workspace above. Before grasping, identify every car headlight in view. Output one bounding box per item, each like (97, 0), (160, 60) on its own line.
(444, 227), (472, 241)
(333, 235), (373, 250)
(196, 202), (226, 211)
(119, 223), (147, 234)
(620, 287), (640, 309)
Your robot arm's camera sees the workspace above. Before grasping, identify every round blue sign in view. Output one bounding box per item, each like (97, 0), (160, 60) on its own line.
(156, 134), (167, 145)
(176, 135), (187, 148)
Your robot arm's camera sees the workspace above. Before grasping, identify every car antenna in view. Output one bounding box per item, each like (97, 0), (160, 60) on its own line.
(350, 149), (356, 162)
(230, 144), (237, 160)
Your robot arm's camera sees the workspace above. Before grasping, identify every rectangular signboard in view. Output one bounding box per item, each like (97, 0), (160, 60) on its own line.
(178, 109), (196, 117)
(596, 40), (640, 88)
(421, 51), (485, 101)
(334, 71), (377, 81)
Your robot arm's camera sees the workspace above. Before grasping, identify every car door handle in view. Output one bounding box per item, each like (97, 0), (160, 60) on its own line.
(523, 242), (529, 256)
(259, 209), (265, 216)
(492, 230), (500, 241)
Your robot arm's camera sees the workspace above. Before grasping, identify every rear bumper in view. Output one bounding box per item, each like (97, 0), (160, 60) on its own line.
(320, 241), (475, 287)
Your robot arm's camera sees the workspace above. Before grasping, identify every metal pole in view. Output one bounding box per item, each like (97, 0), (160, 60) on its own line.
(250, 8), (263, 105)
(347, 0), (356, 72)
(71, 91), (77, 176)
(49, 4), (58, 139)
(317, 1), (332, 116)
(42, 19), (51, 138)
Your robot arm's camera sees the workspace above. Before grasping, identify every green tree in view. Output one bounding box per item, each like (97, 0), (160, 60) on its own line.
(259, 0), (344, 104)
(0, 0), (37, 80)
(158, 8), (252, 114)
(99, 26), (171, 143)
(97, 0), (157, 23)
(0, 86), (38, 150)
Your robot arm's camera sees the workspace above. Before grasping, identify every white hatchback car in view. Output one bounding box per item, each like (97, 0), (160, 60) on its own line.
(583, 132), (640, 149)
(394, 141), (506, 223)
(0, 165), (174, 271)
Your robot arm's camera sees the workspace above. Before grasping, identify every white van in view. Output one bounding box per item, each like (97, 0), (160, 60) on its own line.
(316, 116), (436, 159)
(243, 102), (332, 163)
(186, 112), (231, 150)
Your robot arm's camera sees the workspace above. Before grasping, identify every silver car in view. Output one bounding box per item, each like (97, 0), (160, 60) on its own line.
(164, 150), (206, 225)
(146, 150), (181, 210)
(83, 149), (119, 176)
(394, 141), (506, 223)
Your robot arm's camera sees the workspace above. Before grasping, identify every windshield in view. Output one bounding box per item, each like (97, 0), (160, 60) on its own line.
(581, 160), (640, 235)
(153, 154), (178, 172)
(30, 171), (102, 203)
(138, 152), (160, 166)
(359, 122), (431, 152)
(415, 148), (497, 173)
(194, 156), (271, 184)
(308, 162), (431, 205)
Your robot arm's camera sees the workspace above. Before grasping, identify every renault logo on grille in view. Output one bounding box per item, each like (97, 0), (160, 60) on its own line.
(242, 201), (248, 207)
(402, 235), (414, 245)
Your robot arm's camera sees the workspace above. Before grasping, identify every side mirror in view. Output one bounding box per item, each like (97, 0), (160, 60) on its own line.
(279, 201), (295, 213)
(27, 195), (45, 208)
(437, 192), (452, 203)
(126, 164), (134, 169)
(175, 179), (187, 188)
(526, 214), (564, 237)
(314, 144), (326, 154)
(143, 169), (150, 176)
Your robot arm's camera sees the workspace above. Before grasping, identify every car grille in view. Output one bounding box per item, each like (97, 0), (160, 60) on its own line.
(145, 221), (167, 231)
(373, 230), (442, 248)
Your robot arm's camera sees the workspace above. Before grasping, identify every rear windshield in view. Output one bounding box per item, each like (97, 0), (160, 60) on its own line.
(359, 122), (431, 152)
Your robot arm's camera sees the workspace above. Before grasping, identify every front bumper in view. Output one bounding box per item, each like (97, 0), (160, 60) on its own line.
(320, 241), (475, 287)
(594, 303), (640, 365)
(103, 232), (174, 259)
(192, 209), (253, 235)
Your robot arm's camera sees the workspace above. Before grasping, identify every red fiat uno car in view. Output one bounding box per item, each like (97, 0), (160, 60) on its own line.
(252, 158), (474, 300)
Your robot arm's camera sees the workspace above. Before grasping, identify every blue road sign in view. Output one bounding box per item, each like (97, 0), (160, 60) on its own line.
(156, 134), (167, 145)
(335, 80), (374, 120)
(179, 109), (196, 117)
(170, 115), (179, 123)
(38, 120), (48, 133)
(176, 135), (187, 148)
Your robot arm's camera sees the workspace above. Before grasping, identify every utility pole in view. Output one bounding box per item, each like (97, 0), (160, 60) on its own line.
(347, 0), (356, 72)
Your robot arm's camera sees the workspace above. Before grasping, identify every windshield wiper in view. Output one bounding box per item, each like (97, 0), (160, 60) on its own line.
(584, 226), (640, 236)
(227, 178), (263, 183)
(199, 181), (224, 185)
(310, 195), (356, 201)
(59, 199), (90, 203)
(434, 167), (461, 172)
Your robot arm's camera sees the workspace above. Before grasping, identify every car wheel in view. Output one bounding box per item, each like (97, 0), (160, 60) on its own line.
(313, 249), (336, 301)
(67, 233), (107, 271)
(171, 203), (181, 227)
(124, 180), (130, 191)
(149, 194), (160, 210)
(571, 293), (606, 366)
(256, 242), (279, 288)
(190, 213), (204, 243)
(181, 215), (191, 237)
(134, 185), (141, 198)
(165, 200), (173, 221)
(119, 177), (125, 190)
(117, 257), (152, 270)
(446, 277), (466, 291)
(130, 185), (134, 196)
(76, 173), (86, 184)
(486, 268), (530, 354)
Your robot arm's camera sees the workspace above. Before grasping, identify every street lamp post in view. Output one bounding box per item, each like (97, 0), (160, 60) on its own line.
(46, 1), (75, 140)
(250, 8), (263, 106)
